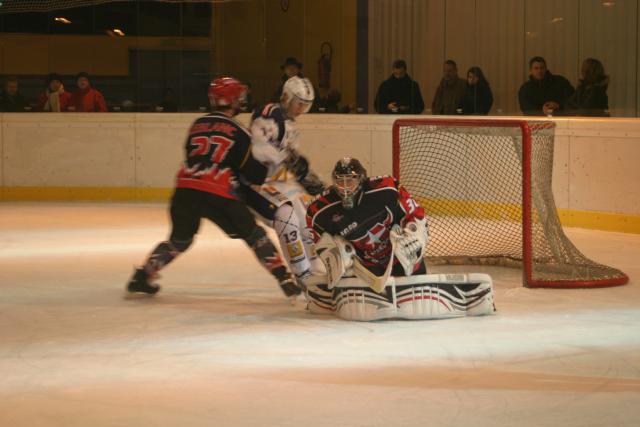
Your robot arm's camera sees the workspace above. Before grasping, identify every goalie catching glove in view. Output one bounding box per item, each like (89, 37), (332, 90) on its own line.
(391, 217), (429, 276)
(286, 150), (326, 195)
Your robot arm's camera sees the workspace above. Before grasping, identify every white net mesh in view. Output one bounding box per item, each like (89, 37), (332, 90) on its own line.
(0, 0), (213, 14)
(394, 118), (628, 288)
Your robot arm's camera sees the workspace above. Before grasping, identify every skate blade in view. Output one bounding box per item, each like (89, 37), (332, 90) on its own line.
(123, 290), (158, 299)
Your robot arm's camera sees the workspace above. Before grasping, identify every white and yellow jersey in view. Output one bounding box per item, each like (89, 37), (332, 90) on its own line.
(250, 103), (298, 182)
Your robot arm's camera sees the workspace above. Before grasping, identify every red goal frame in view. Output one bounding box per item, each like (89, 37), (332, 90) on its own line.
(392, 118), (628, 288)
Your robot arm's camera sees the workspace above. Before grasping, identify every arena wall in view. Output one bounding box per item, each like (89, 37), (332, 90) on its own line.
(1, 113), (639, 234)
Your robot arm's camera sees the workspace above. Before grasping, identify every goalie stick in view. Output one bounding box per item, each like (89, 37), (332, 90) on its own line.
(351, 233), (396, 293)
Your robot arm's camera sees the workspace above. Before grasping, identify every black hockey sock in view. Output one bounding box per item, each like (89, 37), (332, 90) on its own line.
(245, 226), (286, 279)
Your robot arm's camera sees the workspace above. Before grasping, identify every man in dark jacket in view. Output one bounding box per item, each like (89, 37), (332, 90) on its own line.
(431, 60), (466, 115)
(518, 57), (574, 116)
(374, 59), (424, 114)
(0, 76), (29, 112)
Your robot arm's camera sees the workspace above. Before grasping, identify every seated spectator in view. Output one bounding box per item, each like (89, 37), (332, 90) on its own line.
(157, 88), (178, 112)
(244, 83), (257, 113)
(431, 60), (466, 115)
(374, 59), (424, 114)
(69, 72), (107, 112)
(319, 89), (350, 113)
(272, 57), (320, 112)
(569, 58), (609, 117)
(0, 76), (29, 112)
(518, 56), (574, 116)
(462, 66), (493, 115)
(37, 73), (72, 112)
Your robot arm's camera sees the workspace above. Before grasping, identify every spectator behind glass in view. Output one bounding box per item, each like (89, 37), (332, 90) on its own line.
(69, 72), (107, 112)
(37, 73), (72, 112)
(319, 89), (350, 113)
(462, 66), (493, 115)
(272, 57), (320, 112)
(569, 58), (609, 117)
(0, 76), (29, 112)
(431, 60), (466, 115)
(518, 56), (574, 116)
(157, 88), (178, 112)
(374, 59), (425, 114)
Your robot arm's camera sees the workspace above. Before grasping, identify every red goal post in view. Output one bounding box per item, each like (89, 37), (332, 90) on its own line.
(392, 118), (628, 288)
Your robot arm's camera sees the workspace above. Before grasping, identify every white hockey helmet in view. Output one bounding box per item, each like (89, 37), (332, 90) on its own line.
(281, 76), (314, 115)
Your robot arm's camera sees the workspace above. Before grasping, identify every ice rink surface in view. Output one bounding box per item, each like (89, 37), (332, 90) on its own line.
(1, 203), (639, 427)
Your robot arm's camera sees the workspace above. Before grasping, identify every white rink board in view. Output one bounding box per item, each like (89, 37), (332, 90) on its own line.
(1, 113), (640, 216)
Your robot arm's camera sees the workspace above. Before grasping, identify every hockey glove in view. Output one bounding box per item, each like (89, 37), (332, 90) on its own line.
(299, 171), (326, 196)
(315, 232), (354, 288)
(285, 151), (310, 179)
(391, 218), (429, 276)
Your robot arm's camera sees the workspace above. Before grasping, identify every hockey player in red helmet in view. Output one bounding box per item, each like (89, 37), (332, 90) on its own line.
(126, 76), (300, 298)
(207, 76), (247, 109)
(304, 157), (496, 321)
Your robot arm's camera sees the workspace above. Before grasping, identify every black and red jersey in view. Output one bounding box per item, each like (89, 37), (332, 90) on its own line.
(306, 176), (426, 275)
(176, 112), (266, 199)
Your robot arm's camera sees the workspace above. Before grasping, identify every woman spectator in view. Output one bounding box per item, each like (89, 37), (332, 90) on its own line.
(570, 58), (609, 117)
(37, 73), (72, 112)
(462, 66), (493, 115)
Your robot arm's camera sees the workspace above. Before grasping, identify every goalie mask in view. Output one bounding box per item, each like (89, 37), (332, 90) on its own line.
(281, 76), (314, 116)
(332, 157), (367, 210)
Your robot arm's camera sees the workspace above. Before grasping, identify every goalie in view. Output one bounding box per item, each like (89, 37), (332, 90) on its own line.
(305, 157), (495, 321)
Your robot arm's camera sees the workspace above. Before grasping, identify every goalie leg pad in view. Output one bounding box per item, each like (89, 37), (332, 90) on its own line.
(334, 287), (397, 321)
(305, 283), (334, 315)
(326, 274), (495, 321)
(395, 274), (495, 319)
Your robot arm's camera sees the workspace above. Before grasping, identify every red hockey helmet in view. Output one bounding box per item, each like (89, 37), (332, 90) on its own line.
(208, 77), (247, 108)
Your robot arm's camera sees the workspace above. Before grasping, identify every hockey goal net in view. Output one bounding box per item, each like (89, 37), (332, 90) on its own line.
(393, 118), (628, 288)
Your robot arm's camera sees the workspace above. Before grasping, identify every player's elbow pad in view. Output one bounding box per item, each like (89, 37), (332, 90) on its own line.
(240, 155), (268, 185)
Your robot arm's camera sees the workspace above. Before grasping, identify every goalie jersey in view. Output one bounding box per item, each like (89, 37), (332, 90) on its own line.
(306, 176), (426, 276)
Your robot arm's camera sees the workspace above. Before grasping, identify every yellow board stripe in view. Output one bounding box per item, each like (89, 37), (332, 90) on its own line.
(2, 188), (640, 234)
(557, 209), (640, 234)
(415, 197), (522, 222)
(414, 196), (640, 234)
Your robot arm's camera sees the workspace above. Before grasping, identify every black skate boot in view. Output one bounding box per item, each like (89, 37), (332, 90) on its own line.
(126, 268), (160, 295)
(273, 266), (301, 298)
(279, 275), (302, 298)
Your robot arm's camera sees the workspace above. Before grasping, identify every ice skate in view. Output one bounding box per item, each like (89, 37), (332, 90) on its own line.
(126, 268), (160, 296)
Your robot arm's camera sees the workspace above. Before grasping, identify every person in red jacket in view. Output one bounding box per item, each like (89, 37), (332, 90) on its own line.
(68, 72), (107, 112)
(37, 73), (72, 112)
